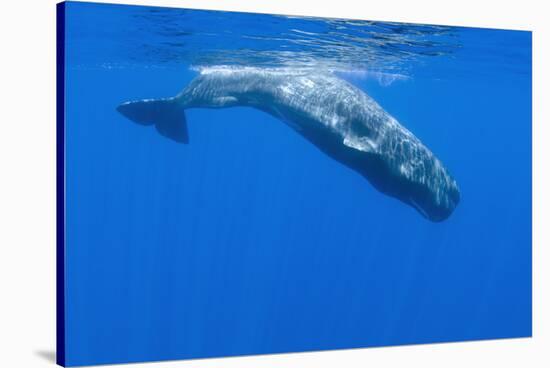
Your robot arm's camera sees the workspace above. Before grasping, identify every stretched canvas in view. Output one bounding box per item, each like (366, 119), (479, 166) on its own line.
(56, 1), (532, 366)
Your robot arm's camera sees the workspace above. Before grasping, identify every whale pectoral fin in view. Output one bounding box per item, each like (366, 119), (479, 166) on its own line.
(343, 136), (378, 153)
(117, 98), (189, 144)
(212, 96), (238, 107)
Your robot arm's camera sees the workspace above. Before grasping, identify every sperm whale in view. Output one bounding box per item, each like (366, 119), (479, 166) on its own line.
(117, 67), (460, 221)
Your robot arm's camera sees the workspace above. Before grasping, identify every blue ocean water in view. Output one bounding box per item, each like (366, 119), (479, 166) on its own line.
(62, 2), (532, 366)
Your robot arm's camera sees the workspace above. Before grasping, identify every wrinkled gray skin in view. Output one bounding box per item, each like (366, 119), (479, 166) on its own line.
(119, 68), (460, 221)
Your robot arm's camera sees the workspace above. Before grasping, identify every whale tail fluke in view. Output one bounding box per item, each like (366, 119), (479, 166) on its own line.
(117, 98), (188, 144)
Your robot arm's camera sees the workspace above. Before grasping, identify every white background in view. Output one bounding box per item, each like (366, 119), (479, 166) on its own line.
(0, 0), (547, 367)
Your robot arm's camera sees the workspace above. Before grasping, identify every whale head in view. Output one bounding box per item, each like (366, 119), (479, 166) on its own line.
(402, 164), (460, 222)
(388, 145), (460, 222)
(353, 128), (460, 222)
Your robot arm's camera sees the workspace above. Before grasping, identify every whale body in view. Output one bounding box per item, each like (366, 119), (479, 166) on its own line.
(117, 67), (460, 221)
